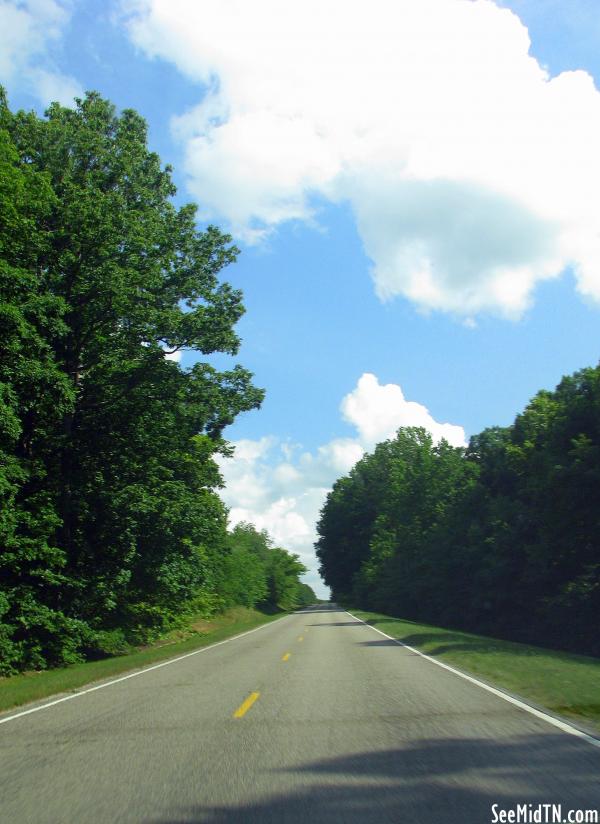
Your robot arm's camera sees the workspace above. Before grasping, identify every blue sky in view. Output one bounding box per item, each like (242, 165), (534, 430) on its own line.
(2, 0), (599, 596)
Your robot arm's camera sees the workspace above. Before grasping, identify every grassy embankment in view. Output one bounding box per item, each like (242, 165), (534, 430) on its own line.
(0, 606), (284, 714)
(349, 609), (600, 735)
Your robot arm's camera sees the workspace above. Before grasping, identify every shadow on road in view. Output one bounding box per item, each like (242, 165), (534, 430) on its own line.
(366, 616), (421, 627)
(152, 733), (600, 823)
(307, 621), (364, 627)
(357, 639), (404, 646)
(293, 606), (343, 615)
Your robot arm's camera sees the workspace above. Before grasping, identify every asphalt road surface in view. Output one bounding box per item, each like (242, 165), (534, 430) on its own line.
(1, 605), (600, 823)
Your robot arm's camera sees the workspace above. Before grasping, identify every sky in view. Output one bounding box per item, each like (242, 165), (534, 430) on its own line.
(2, 0), (600, 597)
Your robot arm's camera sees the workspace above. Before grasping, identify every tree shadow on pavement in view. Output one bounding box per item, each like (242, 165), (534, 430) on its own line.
(151, 733), (600, 824)
(357, 639), (405, 646)
(293, 607), (342, 615)
(308, 621), (365, 627)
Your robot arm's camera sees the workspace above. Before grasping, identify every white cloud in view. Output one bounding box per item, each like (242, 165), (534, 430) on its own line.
(121, 0), (600, 317)
(216, 373), (465, 596)
(341, 373), (467, 448)
(311, 438), (366, 476)
(0, 0), (82, 105)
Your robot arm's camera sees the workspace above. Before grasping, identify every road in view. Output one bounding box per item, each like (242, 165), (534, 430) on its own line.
(1, 605), (599, 823)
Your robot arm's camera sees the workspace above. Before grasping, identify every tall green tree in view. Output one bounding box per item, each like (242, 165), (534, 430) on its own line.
(222, 523), (308, 612)
(221, 523), (270, 608)
(0, 91), (263, 670)
(295, 582), (317, 607)
(315, 364), (600, 656)
(0, 91), (88, 670)
(263, 546), (307, 611)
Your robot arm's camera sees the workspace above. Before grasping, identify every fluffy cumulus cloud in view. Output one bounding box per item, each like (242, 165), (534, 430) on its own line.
(0, 0), (82, 104)
(121, 0), (600, 317)
(216, 374), (466, 595)
(342, 373), (466, 448)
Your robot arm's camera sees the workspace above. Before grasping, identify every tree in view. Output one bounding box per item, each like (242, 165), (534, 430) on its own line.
(263, 546), (307, 611)
(315, 365), (600, 657)
(295, 582), (317, 607)
(221, 523), (309, 612)
(221, 523), (270, 608)
(0, 91), (91, 671)
(0, 91), (263, 670)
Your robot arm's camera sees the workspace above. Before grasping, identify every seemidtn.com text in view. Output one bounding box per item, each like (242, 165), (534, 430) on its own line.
(491, 804), (599, 824)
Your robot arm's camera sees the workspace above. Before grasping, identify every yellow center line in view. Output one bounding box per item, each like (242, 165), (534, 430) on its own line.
(233, 691), (260, 718)
(297, 636), (304, 642)
(282, 652), (291, 661)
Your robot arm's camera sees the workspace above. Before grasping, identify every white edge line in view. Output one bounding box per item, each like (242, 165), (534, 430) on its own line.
(345, 610), (600, 750)
(0, 614), (289, 726)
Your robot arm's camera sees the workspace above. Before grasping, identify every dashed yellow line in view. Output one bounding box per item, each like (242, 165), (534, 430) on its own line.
(297, 636), (304, 642)
(282, 652), (291, 661)
(233, 691), (260, 718)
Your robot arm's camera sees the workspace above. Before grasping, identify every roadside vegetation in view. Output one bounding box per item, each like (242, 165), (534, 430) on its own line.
(350, 610), (600, 734)
(0, 88), (314, 677)
(317, 364), (600, 658)
(0, 605), (286, 713)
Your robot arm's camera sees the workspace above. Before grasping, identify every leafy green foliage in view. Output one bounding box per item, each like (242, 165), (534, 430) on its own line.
(0, 90), (269, 672)
(317, 365), (600, 656)
(263, 545), (307, 611)
(221, 523), (308, 612)
(295, 582), (317, 607)
(221, 524), (270, 609)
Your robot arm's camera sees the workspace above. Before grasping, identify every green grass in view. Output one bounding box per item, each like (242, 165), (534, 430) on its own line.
(349, 609), (600, 735)
(0, 606), (284, 715)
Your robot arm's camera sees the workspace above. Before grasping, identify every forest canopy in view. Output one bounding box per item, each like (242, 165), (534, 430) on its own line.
(0, 90), (312, 674)
(316, 364), (600, 656)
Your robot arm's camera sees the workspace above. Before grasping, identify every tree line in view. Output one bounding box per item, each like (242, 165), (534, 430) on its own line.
(316, 364), (600, 656)
(0, 90), (313, 674)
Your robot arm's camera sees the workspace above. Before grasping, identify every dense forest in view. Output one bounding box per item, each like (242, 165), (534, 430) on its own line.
(0, 91), (313, 675)
(317, 364), (600, 656)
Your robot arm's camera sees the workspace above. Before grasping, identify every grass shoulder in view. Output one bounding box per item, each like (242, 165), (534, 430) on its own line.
(349, 608), (600, 735)
(0, 606), (285, 715)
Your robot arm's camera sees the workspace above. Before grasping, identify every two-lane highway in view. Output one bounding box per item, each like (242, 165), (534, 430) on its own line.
(1, 605), (599, 822)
